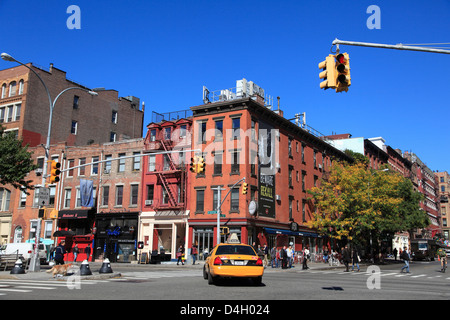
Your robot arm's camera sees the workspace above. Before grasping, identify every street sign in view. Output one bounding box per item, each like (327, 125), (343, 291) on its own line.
(38, 187), (50, 206)
(207, 211), (217, 215)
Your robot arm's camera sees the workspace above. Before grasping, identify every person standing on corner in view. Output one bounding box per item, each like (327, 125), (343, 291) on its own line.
(342, 245), (351, 272)
(191, 244), (198, 265)
(177, 245), (185, 265)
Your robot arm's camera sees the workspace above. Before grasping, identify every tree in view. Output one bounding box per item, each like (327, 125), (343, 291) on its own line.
(0, 126), (38, 193)
(306, 159), (427, 248)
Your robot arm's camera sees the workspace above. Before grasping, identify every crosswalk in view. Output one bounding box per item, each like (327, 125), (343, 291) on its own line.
(305, 269), (450, 281)
(0, 270), (200, 298)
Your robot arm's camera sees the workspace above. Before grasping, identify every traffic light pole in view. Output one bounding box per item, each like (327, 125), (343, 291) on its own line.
(212, 177), (246, 246)
(332, 38), (450, 55)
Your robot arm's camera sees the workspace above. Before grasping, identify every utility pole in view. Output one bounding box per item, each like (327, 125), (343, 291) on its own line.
(332, 38), (450, 55)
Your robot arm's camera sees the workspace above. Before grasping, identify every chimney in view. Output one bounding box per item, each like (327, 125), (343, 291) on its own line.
(49, 63), (54, 73)
(274, 96), (283, 117)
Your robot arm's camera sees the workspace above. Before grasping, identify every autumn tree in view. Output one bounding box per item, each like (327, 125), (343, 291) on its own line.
(307, 157), (427, 250)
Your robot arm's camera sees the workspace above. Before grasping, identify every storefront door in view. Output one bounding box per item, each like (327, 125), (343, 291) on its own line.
(193, 227), (214, 260)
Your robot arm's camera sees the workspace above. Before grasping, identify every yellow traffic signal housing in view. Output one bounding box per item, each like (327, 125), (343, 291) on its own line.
(197, 157), (205, 174)
(220, 226), (230, 235)
(242, 182), (248, 195)
(335, 53), (351, 92)
(49, 160), (61, 183)
(319, 55), (337, 90)
(190, 156), (198, 173)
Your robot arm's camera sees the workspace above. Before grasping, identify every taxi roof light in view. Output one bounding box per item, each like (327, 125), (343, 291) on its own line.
(226, 233), (240, 244)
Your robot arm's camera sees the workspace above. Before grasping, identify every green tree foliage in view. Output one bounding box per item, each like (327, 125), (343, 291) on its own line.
(307, 157), (428, 245)
(0, 126), (38, 193)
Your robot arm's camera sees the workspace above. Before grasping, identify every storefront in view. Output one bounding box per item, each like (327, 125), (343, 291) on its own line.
(94, 212), (139, 263)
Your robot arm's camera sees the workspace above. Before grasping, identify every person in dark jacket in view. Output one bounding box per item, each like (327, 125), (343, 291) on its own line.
(54, 240), (66, 265)
(281, 246), (288, 269)
(342, 245), (351, 272)
(351, 247), (360, 272)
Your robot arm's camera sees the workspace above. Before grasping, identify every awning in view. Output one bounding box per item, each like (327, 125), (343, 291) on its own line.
(58, 210), (89, 219)
(264, 227), (320, 238)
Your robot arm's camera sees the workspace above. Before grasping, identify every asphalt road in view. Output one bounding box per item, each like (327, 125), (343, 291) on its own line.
(1, 260), (449, 304)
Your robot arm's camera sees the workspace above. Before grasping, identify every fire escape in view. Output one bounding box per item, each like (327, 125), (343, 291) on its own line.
(145, 127), (188, 215)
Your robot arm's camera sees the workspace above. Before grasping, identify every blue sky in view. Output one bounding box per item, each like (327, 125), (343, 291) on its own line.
(1, 0), (450, 172)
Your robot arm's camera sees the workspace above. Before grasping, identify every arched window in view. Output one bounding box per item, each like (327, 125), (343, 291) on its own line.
(14, 226), (23, 243)
(18, 80), (24, 95)
(8, 81), (16, 97)
(1, 84), (6, 99)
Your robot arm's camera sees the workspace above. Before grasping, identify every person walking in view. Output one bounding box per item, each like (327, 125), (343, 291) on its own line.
(400, 246), (410, 273)
(73, 244), (79, 262)
(270, 246), (277, 268)
(287, 245), (293, 268)
(85, 245), (91, 262)
(281, 246), (288, 269)
(191, 244), (198, 265)
(342, 245), (351, 272)
(302, 246), (310, 270)
(351, 247), (360, 272)
(177, 245), (185, 265)
(54, 240), (66, 265)
(263, 244), (269, 268)
(437, 247), (447, 272)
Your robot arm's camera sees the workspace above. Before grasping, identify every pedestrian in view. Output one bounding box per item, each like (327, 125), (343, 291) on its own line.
(302, 246), (310, 270)
(270, 246), (277, 268)
(287, 245), (293, 268)
(393, 247), (398, 261)
(49, 244), (55, 261)
(54, 240), (66, 265)
(281, 246), (288, 269)
(342, 245), (351, 272)
(351, 247), (360, 272)
(85, 245), (91, 262)
(73, 244), (79, 262)
(191, 244), (198, 265)
(400, 246), (410, 273)
(276, 249), (281, 268)
(177, 245), (185, 265)
(263, 244), (269, 267)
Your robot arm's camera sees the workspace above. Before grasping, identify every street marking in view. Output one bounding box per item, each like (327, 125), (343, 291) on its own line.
(16, 286), (56, 290)
(411, 274), (426, 278)
(0, 288), (32, 293)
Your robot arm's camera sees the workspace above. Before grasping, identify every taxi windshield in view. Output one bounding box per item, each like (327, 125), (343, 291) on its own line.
(216, 245), (256, 256)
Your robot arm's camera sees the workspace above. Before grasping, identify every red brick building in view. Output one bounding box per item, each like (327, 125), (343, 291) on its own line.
(187, 90), (352, 258)
(139, 116), (192, 260)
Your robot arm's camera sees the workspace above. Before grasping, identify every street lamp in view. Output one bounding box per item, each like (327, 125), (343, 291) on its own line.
(1, 52), (98, 271)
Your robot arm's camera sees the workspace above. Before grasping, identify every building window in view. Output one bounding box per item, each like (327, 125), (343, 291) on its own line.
(232, 117), (240, 139)
(288, 137), (293, 157)
(44, 221), (52, 239)
(199, 121), (207, 143)
(102, 186), (109, 206)
(115, 185), (123, 206)
(289, 198), (293, 220)
(67, 159), (75, 177)
(164, 127), (171, 140)
(1, 84), (6, 99)
(0, 107), (4, 123)
(79, 158), (86, 176)
(9, 81), (16, 97)
(230, 188), (239, 211)
(18, 80), (24, 95)
(150, 129), (157, 142)
(214, 152), (222, 175)
(104, 155), (112, 173)
(231, 150), (240, 174)
(110, 132), (116, 142)
(133, 152), (141, 171)
(148, 155), (156, 171)
(72, 95), (79, 109)
(130, 184), (139, 206)
(14, 104), (21, 121)
(301, 144), (305, 163)
(118, 153), (126, 172)
(19, 189), (27, 208)
(162, 188), (169, 204)
(215, 120), (223, 140)
(302, 200), (306, 222)
(180, 125), (187, 138)
(302, 171), (306, 192)
(91, 156), (99, 175)
(146, 185), (154, 202)
(112, 111), (118, 123)
(289, 166), (293, 188)
(196, 189), (205, 212)
(71, 121), (78, 134)
(64, 189), (71, 208)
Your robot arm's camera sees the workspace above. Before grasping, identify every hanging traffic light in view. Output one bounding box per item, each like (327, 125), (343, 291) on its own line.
(318, 55), (337, 90)
(242, 182), (248, 195)
(197, 157), (205, 174)
(335, 53), (351, 93)
(190, 156), (198, 173)
(220, 226), (230, 235)
(49, 160), (61, 183)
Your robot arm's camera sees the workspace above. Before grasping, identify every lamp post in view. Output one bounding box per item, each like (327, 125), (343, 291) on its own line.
(1, 53), (98, 271)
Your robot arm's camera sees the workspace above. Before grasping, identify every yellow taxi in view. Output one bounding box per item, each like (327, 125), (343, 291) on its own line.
(203, 234), (264, 285)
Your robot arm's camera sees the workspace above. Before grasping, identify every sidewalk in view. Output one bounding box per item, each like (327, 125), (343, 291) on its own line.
(0, 259), (348, 281)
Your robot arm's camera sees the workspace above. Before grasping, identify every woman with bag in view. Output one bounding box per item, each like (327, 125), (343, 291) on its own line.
(177, 245), (185, 265)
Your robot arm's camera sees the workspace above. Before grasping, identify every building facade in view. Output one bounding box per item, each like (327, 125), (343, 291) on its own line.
(188, 83), (352, 259)
(0, 62), (144, 147)
(436, 171), (450, 241)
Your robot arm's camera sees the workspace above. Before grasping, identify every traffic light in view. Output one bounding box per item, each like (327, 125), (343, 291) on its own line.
(49, 160), (61, 183)
(190, 156), (198, 173)
(197, 157), (205, 174)
(220, 226), (230, 235)
(242, 182), (248, 195)
(318, 55), (337, 90)
(335, 53), (351, 93)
